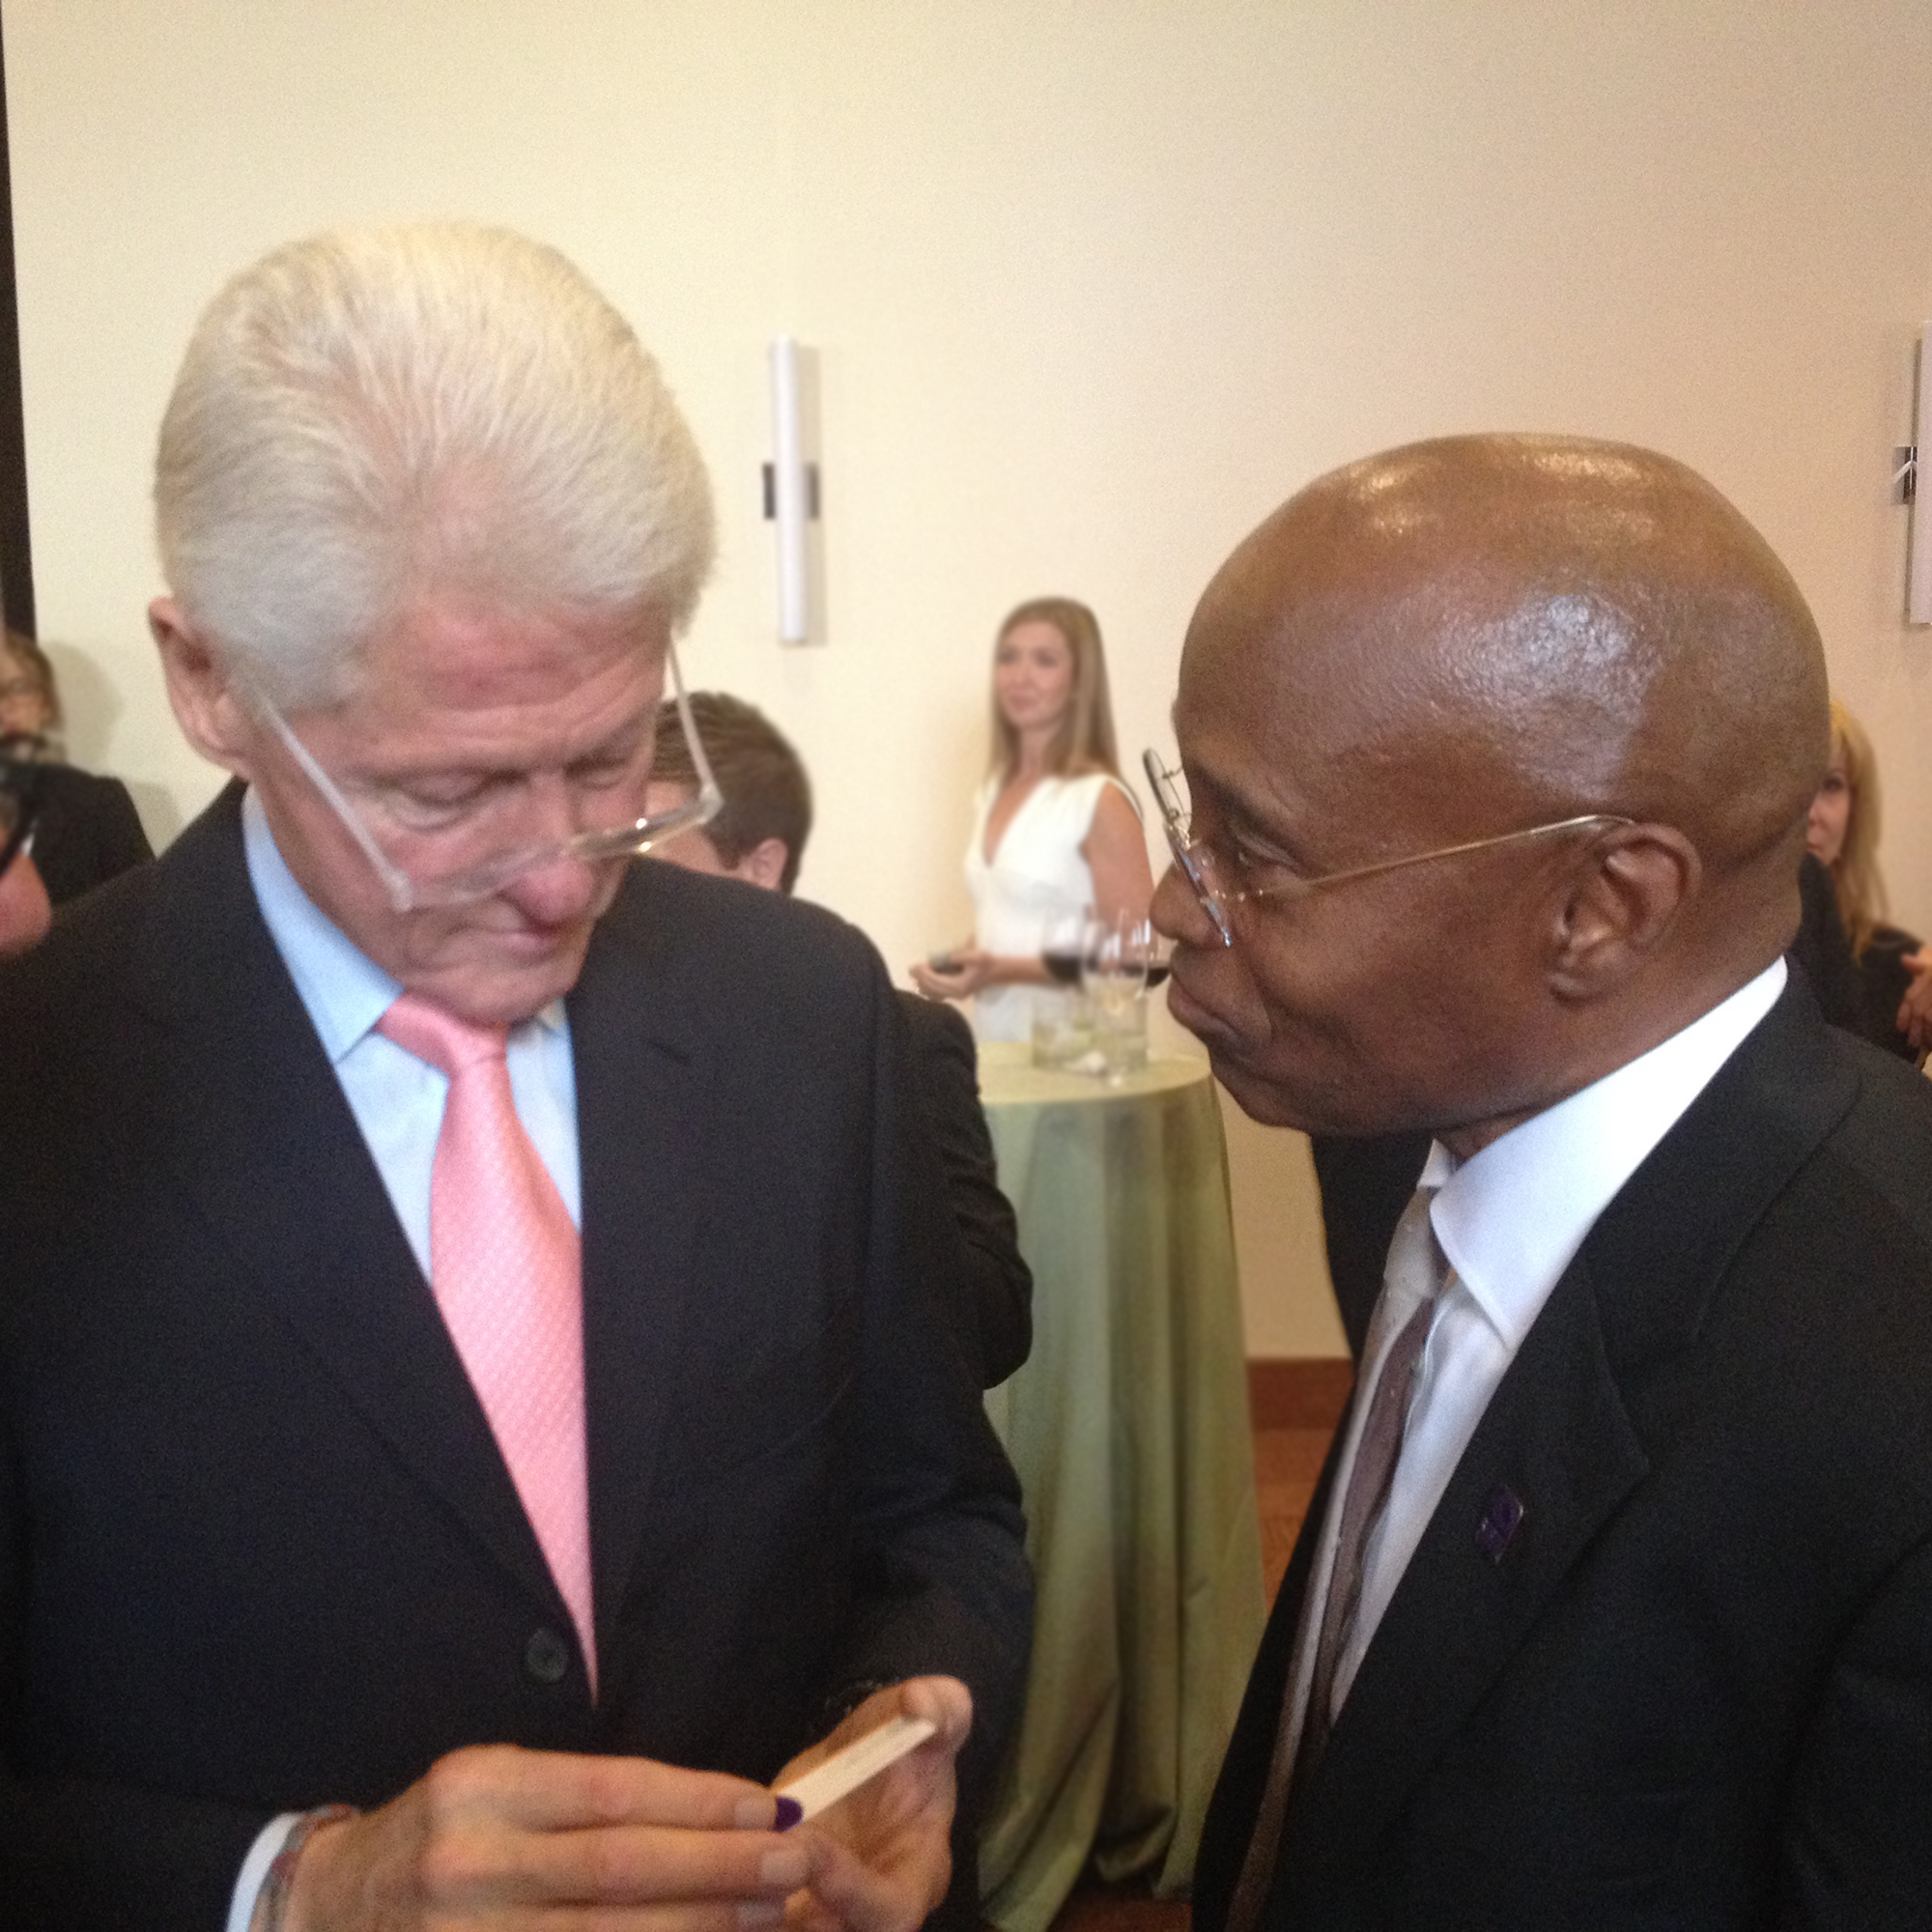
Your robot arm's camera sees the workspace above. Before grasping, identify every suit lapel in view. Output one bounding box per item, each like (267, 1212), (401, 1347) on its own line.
(1278, 978), (1859, 1889)
(568, 866), (707, 1669)
(131, 790), (570, 1630)
(1280, 1250), (1648, 1879)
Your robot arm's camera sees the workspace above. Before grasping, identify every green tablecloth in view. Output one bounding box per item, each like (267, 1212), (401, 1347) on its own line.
(977, 1045), (1266, 1932)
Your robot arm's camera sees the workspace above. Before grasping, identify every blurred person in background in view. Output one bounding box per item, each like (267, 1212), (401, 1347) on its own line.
(0, 627), (153, 902)
(1807, 697), (1930, 1059)
(911, 597), (1152, 1040)
(646, 689), (1033, 1391)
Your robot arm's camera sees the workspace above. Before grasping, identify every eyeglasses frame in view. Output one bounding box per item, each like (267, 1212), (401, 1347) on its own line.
(1141, 748), (1634, 948)
(253, 643), (724, 914)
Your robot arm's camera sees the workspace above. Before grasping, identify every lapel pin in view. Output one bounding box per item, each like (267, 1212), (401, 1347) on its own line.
(1476, 1484), (1526, 1564)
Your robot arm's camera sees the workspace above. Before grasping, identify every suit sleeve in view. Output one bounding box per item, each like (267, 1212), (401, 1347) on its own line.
(90, 778), (156, 885)
(1790, 852), (1865, 1038)
(0, 921), (271, 1926)
(1778, 1530), (1932, 1925)
(30, 770), (154, 907)
(826, 971), (1033, 1811)
(0, 1398), (270, 1929)
(901, 995), (1033, 1389)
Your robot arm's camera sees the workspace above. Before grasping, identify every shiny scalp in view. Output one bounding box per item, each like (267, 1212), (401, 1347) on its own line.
(1186, 435), (1830, 880)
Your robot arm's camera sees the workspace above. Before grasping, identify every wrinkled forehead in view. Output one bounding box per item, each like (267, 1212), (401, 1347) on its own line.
(356, 595), (670, 712)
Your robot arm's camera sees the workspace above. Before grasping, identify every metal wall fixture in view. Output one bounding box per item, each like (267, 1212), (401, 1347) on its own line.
(763, 336), (822, 644)
(1902, 324), (1932, 625)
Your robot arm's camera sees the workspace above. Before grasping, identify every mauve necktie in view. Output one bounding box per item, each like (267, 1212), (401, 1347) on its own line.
(378, 992), (596, 1693)
(1222, 1184), (1444, 1932)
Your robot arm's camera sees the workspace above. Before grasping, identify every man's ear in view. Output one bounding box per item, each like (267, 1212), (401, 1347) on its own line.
(149, 598), (259, 780)
(737, 838), (792, 893)
(1547, 826), (1700, 1000)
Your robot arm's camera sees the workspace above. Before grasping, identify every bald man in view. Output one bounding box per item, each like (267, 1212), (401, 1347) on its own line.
(1155, 437), (1932, 1928)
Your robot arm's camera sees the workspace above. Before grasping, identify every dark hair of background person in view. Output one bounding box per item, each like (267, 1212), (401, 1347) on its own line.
(988, 595), (1122, 781)
(2, 628), (59, 728)
(652, 691), (812, 894)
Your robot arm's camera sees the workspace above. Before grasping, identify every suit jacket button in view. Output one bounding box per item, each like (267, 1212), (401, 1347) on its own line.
(525, 1626), (571, 1685)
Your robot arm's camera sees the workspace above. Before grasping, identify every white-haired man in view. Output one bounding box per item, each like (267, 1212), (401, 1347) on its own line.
(0, 227), (1030, 1932)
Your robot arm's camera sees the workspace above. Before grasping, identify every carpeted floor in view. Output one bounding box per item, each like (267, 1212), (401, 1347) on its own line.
(1039, 1362), (1351, 1932)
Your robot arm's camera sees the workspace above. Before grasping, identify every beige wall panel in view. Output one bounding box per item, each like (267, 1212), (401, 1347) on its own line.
(9, 1), (1930, 1355)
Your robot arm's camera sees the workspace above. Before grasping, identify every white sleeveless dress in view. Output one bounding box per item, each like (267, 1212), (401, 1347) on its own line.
(964, 771), (1135, 1043)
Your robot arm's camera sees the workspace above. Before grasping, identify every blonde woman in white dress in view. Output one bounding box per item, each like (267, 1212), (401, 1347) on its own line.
(912, 597), (1153, 1041)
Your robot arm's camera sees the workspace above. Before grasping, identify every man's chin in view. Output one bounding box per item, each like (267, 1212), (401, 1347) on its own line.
(1206, 1051), (1320, 1131)
(414, 931), (593, 1026)
(1165, 980), (1301, 1124)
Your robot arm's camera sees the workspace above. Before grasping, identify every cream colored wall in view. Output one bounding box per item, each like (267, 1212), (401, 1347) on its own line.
(10, 0), (1932, 1360)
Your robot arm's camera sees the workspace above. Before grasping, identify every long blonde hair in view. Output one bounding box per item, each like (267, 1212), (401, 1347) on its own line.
(987, 596), (1121, 781)
(1826, 697), (1890, 957)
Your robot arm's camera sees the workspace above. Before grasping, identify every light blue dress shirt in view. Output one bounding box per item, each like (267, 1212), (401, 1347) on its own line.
(226, 787), (583, 1932)
(240, 786), (581, 1272)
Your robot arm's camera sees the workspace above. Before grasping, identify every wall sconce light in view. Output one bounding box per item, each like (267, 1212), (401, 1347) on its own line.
(1908, 324), (1932, 626)
(763, 336), (822, 644)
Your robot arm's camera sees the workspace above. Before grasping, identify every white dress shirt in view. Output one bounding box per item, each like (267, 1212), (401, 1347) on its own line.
(1289, 958), (1787, 1750)
(226, 786), (583, 1931)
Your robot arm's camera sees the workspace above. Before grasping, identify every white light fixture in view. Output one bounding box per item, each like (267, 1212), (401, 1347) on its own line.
(1911, 323), (1932, 626)
(764, 336), (821, 644)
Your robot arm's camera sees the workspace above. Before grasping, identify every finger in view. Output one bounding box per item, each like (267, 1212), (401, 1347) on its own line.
(805, 1679), (971, 1783)
(892, 1677), (973, 1757)
(419, 1820), (810, 1913)
(796, 1821), (945, 1932)
(511, 1902), (791, 1932)
(431, 1745), (790, 1833)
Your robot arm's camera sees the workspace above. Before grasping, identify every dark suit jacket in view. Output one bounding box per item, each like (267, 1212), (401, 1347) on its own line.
(1789, 854), (1920, 1063)
(1852, 924), (1924, 1063)
(1199, 982), (1932, 1928)
(1790, 852), (1865, 1039)
(0, 788), (1031, 1930)
(22, 760), (152, 905)
(896, 993), (1032, 1388)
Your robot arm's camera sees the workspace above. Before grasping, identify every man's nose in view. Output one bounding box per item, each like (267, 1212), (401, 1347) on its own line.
(1151, 860), (1217, 949)
(499, 849), (606, 924)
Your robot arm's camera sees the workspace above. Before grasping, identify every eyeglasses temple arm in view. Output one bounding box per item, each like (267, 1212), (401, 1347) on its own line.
(248, 687), (422, 915)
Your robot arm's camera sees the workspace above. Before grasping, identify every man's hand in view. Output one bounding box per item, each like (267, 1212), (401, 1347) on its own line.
(1896, 947), (1931, 1056)
(284, 1744), (807, 1931)
(777, 1677), (973, 1932)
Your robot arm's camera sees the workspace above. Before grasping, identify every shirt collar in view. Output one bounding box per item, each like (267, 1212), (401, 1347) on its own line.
(1424, 957), (1787, 1350)
(241, 786), (566, 1064)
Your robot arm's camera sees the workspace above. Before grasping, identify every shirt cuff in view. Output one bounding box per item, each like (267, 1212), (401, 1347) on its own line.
(227, 1812), (303, 1932)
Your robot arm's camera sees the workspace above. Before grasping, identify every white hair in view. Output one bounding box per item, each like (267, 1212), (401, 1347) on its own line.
(155, 223), (716, 707)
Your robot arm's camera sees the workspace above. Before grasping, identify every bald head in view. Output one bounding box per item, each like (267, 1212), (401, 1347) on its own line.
(1161, 435), (1831, 1146)
(1188, 436), (1827, 873)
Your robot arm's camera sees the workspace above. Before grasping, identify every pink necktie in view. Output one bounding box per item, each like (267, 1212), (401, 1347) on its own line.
(378, 992), (596, 1694)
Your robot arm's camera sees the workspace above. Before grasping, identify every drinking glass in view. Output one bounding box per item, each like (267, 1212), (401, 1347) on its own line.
(1085, 913), (1151, 1079)
(1033, 907), (1098, 1067)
